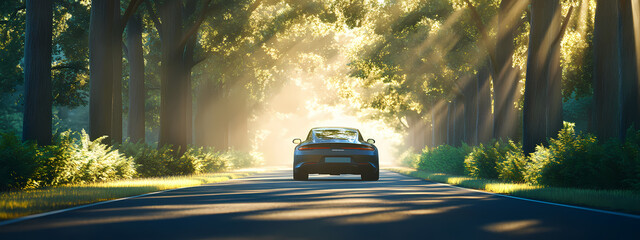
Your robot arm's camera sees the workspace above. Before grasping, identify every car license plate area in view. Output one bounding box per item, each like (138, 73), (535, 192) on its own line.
(324, 157), (351, 163)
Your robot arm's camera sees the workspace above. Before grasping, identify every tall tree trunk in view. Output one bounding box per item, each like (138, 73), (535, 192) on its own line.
(23, 0), (53, 145)
(406, 111), (423, 151)
(111, 1), (123, 143)
(183, 0), (197, 145)
(158, 0), (187, 152)
(195, 82), (228, 150)
(89, 0), (114, 142)
(462, 75), (478, 145)
(546, 3), (563, 140)
(446, 102), (454, 145)
(424, 119), (433, 148)
(620, 0), (639, 138)
(454, 97), (465, 147)
(477, 65), (493, 144)
(494, 0), (524, 141)
(127, 13), (145, 143)
(523, 0), (556, 155)
(431, 102), (447, 146)
(593, 0), (622, 140)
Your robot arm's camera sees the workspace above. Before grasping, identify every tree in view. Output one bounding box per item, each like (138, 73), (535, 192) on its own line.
(494, 0), (526, 141)
(619, 0), (640, 138)
(523, 0), (560, 155)
(477, 65), (493, 144)
(22, 0), (53, 145)
(592, 0), (622, 140)
(461, 74), (478, 146)
(126, 13), (145, 143)
(157, 0), (188, 151)
(111, 1), (123, 143)
(89, 0), (114, 142)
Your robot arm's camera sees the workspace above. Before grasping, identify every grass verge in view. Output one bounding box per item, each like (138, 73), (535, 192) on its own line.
(386, 167), (640, 215)
(0, 169), (263, 221)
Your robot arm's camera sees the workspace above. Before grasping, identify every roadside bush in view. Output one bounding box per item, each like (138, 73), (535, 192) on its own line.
(398, 148), (420, 168)
(621, 128), (640, 190)
(418, 144), (471, 175)
(526, 122), (640, 189)
(497, 146), (526, 183)
(0, 129), (262, 191)
(524, 145), (550, 185)
(127, 144), (177, 177)
(226, 149), (261, 169)
(193, 147), (229, 173)
(53, 130), (135, 184)
(0, 133), (40, 191)
(121, 143), (234, 177)
(536, 123), (601, 188)
(465, 140), (520, 180)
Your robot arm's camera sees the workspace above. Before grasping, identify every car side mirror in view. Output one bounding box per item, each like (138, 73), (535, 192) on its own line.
(292, 138), (302, 144)
(367, 139), (375, 144)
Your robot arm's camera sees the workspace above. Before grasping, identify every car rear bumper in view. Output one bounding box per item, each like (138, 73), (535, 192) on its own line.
(294, 161), (378, 175)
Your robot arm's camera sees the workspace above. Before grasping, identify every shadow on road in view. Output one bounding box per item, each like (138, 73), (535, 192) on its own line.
(0, 170), (637, 240)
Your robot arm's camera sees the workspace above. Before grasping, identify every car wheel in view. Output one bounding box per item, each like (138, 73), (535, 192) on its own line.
(361, 169), (379, 181)
(293, 170), (308, 181)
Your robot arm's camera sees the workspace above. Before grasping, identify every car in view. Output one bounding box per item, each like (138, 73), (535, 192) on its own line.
(292, 127), (379, 181)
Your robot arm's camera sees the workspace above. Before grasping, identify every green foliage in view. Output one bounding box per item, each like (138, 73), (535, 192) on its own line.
(525, 123), (640, 190)
(418, 144), (471, 175)
(119, 142), (253, 178)
(187, 147), (229, 173)
(52, 130), (135, 185)
(497, 147), (526, 183)
(524, 145), (551, 185)
(0, 132), (40, 191)
(225, 149), (261, 169)
(120, 143), (179, 178)
(398, 148), (420, 168)
(465, 140), (521, 180)
(0, 130), (260, 192)
(0, 130), (135, 190)
(535, 123), (601, 188)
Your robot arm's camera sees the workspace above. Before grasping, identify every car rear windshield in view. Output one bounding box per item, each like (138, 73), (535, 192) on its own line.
(313, 129), (358, 141)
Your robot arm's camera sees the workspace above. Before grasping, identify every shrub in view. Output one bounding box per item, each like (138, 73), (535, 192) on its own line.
(121, 143), (233, 177)
(536, 123), (602, 188)
(524, 145), (550, 185)
(418, 144), (471, 175)
(398, 148), (420, 168)
(0, 129), (261, 191)
(225, 149), (261, 169)
(53, 130), (135, 184)
(194, 147), (229, 173)
(0, 132), (40, 191)
(622, 128), (640, 190)
(497, 147), (526, 182)
(127, 144), (177, 178)
(465, 140), (520, 180)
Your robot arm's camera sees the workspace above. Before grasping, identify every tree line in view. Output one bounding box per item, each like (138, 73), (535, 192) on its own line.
(10, 0), (359, 153)
(6, 0), (640, 157)
(346, 0), (639, 155)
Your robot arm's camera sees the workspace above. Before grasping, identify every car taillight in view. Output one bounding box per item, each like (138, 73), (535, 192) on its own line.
(298, 146), (330, 150)
(342, 146), (375, 151)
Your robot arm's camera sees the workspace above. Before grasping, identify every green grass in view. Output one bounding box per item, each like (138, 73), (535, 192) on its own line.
(0, 170), (263, 221)
(386, 167), (640, 215)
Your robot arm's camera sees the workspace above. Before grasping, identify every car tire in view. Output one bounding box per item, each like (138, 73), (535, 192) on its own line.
(293, 170), (308, 181)
(361, 169), (379, 181)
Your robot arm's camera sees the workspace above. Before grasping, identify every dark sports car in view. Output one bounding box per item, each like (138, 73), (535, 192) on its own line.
(292, 127), (379, 181)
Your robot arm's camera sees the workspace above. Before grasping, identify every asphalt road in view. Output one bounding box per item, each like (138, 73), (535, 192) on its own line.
(1, 170), (638, 239)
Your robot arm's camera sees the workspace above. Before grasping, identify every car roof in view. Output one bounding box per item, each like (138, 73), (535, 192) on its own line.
(311, 127), (359, 131)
